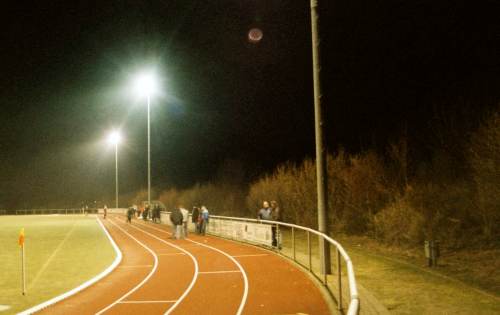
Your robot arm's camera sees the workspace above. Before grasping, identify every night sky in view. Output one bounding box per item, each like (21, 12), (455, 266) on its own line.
(1, 1), (498, 208)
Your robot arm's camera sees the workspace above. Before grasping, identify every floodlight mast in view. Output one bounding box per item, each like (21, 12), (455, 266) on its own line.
(133, 70), (158, 208)
(108, 131), (122, 209)
(147, 94), (151, 208)
(310, 0), (331, 275)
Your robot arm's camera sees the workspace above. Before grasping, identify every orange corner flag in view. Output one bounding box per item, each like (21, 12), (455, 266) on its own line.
(18, 228), (25, 247)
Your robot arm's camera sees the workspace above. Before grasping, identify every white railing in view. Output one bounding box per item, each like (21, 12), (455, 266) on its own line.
(206, 214), (360, 315)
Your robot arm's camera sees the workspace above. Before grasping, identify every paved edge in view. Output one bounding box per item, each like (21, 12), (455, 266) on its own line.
(356, 284), (390, 315)
(17, 216), (122, 315)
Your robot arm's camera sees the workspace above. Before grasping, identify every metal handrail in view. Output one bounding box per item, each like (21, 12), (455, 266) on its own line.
(208, 214), (359, 315)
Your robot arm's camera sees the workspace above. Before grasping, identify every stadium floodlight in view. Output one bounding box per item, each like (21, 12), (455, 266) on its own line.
(132, 69), (159, 208)
(133, 70), (158, 99)
(107, 130), (122, 146)
(107, 130), (122, 209)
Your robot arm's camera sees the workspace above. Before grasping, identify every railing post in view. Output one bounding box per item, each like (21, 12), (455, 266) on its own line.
(307, 231), (312, 271)
(200, 214), (359, 315)
(337, 247), (342, 311)
(324, 242), (328, 285)
(277, 224), (281, 254)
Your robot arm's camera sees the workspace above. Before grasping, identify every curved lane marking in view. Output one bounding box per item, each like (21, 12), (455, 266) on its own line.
(123, 221), (200, 315)
(17, 216), (122, 315)
(117, 300), (176, 304)
(232, 254), (268, 258)
(132, 219), (249, 315)
(95, 218), (159, 315)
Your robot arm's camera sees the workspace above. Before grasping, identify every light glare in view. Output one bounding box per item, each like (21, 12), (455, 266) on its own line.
(108, 131), (122, 145)
(133, 71), (158, 98)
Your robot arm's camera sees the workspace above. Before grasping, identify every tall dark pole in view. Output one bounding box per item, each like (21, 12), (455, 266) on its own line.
(147, 94), (151, 207)
(310, 0), (331, 274)
(115, 142), (119, 209)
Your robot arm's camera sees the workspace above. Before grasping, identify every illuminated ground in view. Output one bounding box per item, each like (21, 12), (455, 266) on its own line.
(0, 215), (115, 314)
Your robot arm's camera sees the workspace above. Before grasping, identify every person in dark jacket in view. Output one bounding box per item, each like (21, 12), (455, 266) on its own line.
(126, 207), (134, 223)
(192, 207), (200, 234)
(270, 200), (282, 248)
(152, 204), (160, 223)
(170, 207), (183, 239)
(143, 205), (150, 221)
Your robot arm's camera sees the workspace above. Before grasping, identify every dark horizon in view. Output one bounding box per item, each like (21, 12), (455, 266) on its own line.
(1, 1), (498, 209)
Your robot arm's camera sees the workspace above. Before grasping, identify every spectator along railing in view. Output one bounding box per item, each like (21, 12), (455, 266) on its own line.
(205, 214), (360, 315)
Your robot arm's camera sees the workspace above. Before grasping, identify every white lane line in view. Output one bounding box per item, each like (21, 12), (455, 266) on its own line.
(118, 300), (177, 304)
(232, 254), (269, 258)
(134, 220), (249, 315)
(0, 305), (10, 311)
(18, 216), (123, 315)
(28, 220), (78, 289)
(185, 239), (248, 315)
(95, 219), (159, 315)
(117, 265), (153, 268)
(158, 253), (186, 256)
(124, 222), (199, 315)
(199, 270), (241, 274)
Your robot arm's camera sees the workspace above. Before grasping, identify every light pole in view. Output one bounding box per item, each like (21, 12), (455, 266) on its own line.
(147, 94), (151, 208)
(310, 0), (331, 274)
(107, 130), (122, 209)
(133, 71), (158, 208)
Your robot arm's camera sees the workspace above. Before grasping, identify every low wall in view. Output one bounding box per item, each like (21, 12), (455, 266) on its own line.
(207, 217), (273, 247)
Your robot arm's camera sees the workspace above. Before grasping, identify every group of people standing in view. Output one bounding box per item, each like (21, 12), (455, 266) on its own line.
(258, 200), (282, 247)
(141, 204), (161, 223)
(117, 200), (282, 248)
(169, 205), (209, 239)
(122, 204), (162, 224)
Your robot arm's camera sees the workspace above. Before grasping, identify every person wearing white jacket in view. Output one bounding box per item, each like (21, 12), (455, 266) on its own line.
(180, 207), (189, 238)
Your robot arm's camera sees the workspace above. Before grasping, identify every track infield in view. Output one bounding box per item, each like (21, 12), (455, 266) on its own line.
(0, 215), (116, 314)
(34, 214), (332, 315)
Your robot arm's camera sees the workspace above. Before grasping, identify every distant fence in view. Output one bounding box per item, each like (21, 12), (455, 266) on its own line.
(2, 209), (94, 215)
(0, 208), (130, 215)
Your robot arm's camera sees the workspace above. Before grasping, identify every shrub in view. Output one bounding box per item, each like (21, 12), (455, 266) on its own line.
(372, 195), (425, 245)
(246, 160), (317, 227)
(468, 109), (500, 240)
(159, 183), (246, 216)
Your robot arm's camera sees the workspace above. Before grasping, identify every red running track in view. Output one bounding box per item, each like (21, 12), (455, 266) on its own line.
(37, 214), (332, 315)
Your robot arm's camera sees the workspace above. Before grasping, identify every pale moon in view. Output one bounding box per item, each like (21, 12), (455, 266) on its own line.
(248, 28), (263, 43)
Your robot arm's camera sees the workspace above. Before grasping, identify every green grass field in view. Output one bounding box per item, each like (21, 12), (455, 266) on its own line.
(277, 228), (500, 314)
(0, 215), (116, 314)
(339, 237), (500, 315)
